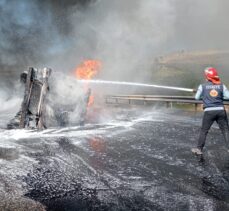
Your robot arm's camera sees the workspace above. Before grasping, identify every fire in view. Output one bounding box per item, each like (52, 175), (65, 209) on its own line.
(75, 60), (101, 80)
(75, 60), (101, 106)
(88, 95), (94, 107)
(89, 137), (106, 153)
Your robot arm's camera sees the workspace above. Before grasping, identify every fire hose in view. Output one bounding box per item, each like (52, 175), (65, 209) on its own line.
(78, 79), (195, 93)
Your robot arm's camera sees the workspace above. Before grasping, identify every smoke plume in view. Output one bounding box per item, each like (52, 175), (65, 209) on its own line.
(1, 0), (229, 87)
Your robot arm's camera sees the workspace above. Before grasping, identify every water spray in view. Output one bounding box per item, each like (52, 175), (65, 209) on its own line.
(78, 79), (194, 92)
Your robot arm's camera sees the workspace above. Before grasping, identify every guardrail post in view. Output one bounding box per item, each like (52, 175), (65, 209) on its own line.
(195, 103), (197, 112)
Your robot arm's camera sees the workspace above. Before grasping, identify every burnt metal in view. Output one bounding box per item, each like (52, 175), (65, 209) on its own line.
(7, 68), (92, 130)
(8, 68), (52, 130)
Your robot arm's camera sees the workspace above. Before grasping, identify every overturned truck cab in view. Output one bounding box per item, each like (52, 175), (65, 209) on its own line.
(7, 68), (91, 130)
(8, 68), (51, 129)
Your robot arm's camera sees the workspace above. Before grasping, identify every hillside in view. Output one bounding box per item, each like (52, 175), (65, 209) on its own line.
(152, 50), (229, 88)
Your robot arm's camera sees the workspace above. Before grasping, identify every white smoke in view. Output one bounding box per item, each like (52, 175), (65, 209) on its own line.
(0, 86), (22, 128)
(48, 0), (176, 82)
(0, 83), (23, 113)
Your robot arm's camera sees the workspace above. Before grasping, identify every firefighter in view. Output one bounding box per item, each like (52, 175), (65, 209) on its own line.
(192, 67), (229, 155)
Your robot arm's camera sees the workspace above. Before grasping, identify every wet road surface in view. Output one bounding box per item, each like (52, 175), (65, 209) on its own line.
(1, 106), (229, 210)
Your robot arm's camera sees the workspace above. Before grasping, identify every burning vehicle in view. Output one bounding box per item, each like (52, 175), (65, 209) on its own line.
(7, 70), (88, 129)
(52, 59), (101, 127)
(7, 60), (101, 130)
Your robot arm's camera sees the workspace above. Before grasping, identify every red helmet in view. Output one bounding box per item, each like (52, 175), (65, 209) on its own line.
(204, 67), (221, 84)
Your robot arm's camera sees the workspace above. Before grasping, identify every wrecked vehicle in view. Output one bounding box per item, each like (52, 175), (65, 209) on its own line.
(7, 68), (91, 129)
(7, 68), (51, 129)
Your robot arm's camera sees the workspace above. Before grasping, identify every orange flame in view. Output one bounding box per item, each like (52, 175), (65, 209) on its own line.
(88, 95), (94, 107)
(75, 60), (101, 80)
(75, 60), (101, 106)
(89, 137), (106, 153)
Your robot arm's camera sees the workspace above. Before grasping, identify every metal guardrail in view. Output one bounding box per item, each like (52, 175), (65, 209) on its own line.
(105, 95), (229, 110)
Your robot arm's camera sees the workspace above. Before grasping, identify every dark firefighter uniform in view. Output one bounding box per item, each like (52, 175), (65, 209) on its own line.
(192, 67), (229, 155)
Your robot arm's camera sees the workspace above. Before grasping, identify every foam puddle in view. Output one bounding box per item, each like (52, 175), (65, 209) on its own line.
(0, 109), (201, 145)
(0, 124), (133, 142)
(0, 112), (166, 142)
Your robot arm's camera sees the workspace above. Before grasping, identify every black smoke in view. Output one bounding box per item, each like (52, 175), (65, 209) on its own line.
(0, 0), (94, 81)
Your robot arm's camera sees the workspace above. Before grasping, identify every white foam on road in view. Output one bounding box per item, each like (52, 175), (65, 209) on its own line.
(0, 110), (197, 144)
(0, 122), (133, 142)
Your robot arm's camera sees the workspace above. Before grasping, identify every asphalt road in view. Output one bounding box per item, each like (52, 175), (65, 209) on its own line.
(1, 106), (229, 211)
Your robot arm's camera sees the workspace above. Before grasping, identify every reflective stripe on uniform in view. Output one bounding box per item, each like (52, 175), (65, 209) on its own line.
(204, 107), (224, 112)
